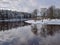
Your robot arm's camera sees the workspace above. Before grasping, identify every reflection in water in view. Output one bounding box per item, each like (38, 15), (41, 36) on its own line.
(28, 35), (41, 45)
(0, 21), (29, 31)
(0, 23), (60, 45)
(31, 24), (38, 35)
(0, 25), (44, 45)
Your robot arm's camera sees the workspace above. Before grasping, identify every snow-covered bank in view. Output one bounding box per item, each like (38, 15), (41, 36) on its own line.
(25, 19), (60, 25)
(0, 19), (28, 22)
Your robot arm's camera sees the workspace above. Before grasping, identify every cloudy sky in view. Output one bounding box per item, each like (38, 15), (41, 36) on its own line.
(0, 0), (60, 12)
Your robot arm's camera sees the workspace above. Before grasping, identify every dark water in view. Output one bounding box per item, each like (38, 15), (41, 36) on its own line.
(0, 21), (29, 30)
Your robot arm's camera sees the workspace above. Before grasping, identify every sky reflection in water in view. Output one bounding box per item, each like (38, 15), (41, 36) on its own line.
(0, 25), (43, 45)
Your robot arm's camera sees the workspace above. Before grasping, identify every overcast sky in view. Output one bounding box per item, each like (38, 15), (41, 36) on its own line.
(0, 0), (60, 12)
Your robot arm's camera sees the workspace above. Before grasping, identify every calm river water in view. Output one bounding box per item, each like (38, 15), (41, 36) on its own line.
(0, 22), (60, 45)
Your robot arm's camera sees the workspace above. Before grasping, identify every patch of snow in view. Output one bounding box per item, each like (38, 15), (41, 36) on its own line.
(0, 19), (28, 22)
(25, 19), (60, 25)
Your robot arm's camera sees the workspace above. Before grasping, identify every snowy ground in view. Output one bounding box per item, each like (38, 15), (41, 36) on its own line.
(25, 19), (60, 25)
(0, 18), (28, 22)
(0, 24), (60, 45)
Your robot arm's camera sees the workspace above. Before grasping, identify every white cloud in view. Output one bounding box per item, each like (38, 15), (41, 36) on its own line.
(0, 0), (59, 12)
(0, 0), (38, 12)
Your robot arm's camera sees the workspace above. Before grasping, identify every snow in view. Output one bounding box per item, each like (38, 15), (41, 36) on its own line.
(0, 19), (28, 22)
(25, 19), (60, 25)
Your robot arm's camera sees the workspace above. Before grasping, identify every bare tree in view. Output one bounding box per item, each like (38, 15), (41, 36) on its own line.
(31, 9), (38, 35)
(32, 9), (38, 21)
(48, 6), (55, 19)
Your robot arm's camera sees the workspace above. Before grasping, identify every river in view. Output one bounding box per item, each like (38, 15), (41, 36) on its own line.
(0, 21), (60, 45)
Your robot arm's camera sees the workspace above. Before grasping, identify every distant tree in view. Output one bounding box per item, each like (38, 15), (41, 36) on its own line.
(31, 9), (38, 35)
(42, 12), (46, 19)
(48, 6), (55, 19)
(32, 9), (38, 21)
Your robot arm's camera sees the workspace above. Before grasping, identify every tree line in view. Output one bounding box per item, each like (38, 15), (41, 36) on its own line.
(0, 10), (31, 20)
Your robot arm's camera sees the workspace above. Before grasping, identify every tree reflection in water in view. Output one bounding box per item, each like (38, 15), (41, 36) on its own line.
(0, 22), (29, 31)
(31, 24), (38, 35)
